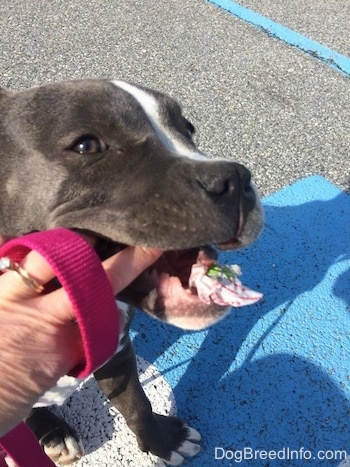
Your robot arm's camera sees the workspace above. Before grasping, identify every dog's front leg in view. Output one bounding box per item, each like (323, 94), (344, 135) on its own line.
(94, 339), (201, 465)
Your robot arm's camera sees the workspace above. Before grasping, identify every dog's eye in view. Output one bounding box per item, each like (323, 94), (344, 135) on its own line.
(184, 119), (195, 136)
(70, 135), (109, 154)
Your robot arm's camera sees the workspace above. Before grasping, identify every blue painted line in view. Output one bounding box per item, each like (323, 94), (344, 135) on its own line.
(207, 0), (350, 78)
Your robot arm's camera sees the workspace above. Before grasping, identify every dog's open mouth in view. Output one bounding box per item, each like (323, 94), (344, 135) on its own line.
(81, 232), (233, 330)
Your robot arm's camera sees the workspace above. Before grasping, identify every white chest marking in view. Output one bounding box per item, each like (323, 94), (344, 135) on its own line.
(112, 80), (208, 161)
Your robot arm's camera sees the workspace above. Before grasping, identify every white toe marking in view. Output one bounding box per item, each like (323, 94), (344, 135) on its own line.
(167, 451), (184, 465)
(63, 436), (84, 460)
(186, 426), (202, 442)
(44, 440), (62, 457)
(177, 440), (201, 457)
(44, 435), (83, 462)
(112, 80), (208, 161)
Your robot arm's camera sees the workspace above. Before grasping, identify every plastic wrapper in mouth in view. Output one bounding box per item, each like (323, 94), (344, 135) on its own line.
(189, 261), (263, 307)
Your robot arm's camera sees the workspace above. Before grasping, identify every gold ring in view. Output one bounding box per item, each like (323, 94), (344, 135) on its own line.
(0, 257), (44, 293)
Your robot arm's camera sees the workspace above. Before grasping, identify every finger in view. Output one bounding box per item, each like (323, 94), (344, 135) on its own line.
(0, 245), (162, 324)
(0, 250), (56, 300)
(103, 246), (163, 294)
(37, 246), (162, 322)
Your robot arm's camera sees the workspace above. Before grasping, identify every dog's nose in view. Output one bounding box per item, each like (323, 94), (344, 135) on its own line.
(196, 162), (254, 202)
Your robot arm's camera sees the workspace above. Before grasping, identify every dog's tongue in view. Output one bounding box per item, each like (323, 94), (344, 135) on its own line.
(189, 258), (263, 307)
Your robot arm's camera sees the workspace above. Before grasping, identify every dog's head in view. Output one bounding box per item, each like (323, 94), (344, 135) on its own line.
(0, 79), (263, 329)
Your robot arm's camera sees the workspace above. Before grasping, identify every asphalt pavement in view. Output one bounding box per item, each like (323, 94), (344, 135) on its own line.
(1, 0), (349, 196)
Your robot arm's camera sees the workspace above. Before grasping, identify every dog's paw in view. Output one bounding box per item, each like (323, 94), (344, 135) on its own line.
(136, 414), (201, 465)
(26, 408), (84, 465)
(166, 426), (202, 465)
(40, 426), (84, 465)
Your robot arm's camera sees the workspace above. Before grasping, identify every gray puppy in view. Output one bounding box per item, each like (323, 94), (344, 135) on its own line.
(0, 79), (263, 465)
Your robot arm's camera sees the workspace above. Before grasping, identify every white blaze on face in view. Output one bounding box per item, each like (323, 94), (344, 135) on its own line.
(112, 80), (209, 161)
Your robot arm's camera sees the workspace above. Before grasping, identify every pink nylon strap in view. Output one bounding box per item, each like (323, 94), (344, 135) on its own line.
(0, 228), (120, 466)
(0, 423), (55, 467)
(0, 228), (119, 377)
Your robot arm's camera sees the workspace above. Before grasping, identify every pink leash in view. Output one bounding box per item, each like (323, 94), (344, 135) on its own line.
(0, 229), (120, 466)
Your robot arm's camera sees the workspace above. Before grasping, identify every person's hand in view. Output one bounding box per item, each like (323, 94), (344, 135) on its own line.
(0, 243), (162, 436)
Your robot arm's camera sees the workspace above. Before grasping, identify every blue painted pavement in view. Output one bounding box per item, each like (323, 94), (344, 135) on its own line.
(207, 0), (350, 78)
(131, 176), (350, 466)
